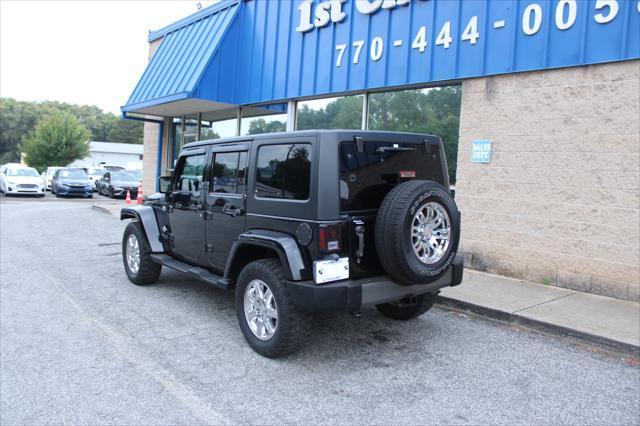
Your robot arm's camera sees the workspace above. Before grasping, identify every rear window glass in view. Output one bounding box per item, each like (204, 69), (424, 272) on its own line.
(212, 151), (248, 194)
(339, 141), (444, 211)
(255, 144), (312, 200)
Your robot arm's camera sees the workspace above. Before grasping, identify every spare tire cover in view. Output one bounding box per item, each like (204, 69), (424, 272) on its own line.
(374, 180), (460, 285)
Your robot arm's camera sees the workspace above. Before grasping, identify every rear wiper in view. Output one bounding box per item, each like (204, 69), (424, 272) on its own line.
(375, 146), (415, 154)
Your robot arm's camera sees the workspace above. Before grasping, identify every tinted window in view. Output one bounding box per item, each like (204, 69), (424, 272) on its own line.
(175, 154), (205, 192)
(255, 144), (312, 200)
(111, 172), (138, 181)
(339, 141), (444, 211)
(212, 151), (248, 194)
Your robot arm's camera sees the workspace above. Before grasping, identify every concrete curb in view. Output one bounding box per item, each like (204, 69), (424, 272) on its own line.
(436, 295), (640, 359)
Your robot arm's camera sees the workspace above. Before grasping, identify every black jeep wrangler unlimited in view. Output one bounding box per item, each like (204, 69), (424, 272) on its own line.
(120, 130), (463, 357)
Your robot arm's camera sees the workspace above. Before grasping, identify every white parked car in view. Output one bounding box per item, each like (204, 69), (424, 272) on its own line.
(1, 166), (46, 196)
(44, 166), (63, 190)
(0, 163), (22, 191)
(86, 166), (107, 191)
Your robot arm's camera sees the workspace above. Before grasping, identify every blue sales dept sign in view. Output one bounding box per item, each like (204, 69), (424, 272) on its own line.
(471, 140), (492, 163)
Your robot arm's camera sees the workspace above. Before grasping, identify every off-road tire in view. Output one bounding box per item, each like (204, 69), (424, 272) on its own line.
(122, 221), (162, 285)
(376, 293), (436, 320)
(375, 180), (460, 285)
(235, 259), (311, 358)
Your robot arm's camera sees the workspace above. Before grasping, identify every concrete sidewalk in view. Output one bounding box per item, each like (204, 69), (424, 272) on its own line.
(439, 269), (640, 356)
(93, 203), (640, 356)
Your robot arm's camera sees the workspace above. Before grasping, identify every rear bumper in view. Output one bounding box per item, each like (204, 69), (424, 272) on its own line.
(288, 254), (464, 312)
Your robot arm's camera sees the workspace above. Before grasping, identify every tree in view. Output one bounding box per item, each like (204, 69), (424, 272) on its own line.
(20, 111), (90, 172)
(248, 118), (286, 135)
(0, 98), (143, 164)
(294, 87), (462, 182)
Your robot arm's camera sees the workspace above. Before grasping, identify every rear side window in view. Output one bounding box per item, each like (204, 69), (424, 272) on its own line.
(339, 141), (444, 211)
(255, 143), (312, 200)
(212, 151), (248, 194)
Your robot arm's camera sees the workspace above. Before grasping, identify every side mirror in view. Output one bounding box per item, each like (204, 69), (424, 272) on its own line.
(158, 176), (172, 194)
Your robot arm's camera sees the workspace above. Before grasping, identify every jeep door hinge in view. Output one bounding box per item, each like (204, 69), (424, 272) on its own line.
(204, 243), (214, 253)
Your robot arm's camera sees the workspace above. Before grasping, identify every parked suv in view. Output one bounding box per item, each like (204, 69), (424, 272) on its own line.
(120, 131), (463, 357)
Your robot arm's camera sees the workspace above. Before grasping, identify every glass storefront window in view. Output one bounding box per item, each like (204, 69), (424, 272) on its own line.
(296, 95), (363, 131)
(202, 118), (237, 140)
(240, 104), (288, 135)
(367, 86), (461, 183)
(173, 117), (198, 163)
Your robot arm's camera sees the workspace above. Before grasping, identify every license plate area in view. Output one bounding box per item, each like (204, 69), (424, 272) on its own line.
(313, 257), (349, 284)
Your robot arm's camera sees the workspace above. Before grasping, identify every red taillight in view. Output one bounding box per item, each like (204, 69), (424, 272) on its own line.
(319, 224), (341, 252)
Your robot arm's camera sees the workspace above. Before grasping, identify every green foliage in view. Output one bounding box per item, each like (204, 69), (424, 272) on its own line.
(247, 118), (286, 135)
(201, 128), (221, 140)
(368, 86), (461, 183)
(0, 98), (143, 164)
(293, 87), (462, 183)
(295, 96), (363, 130)
(20, 111), (90, 172)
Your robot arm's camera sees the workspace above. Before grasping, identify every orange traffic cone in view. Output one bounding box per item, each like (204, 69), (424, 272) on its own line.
(125, 189), (131, 205)
(136, 183), (143, 205)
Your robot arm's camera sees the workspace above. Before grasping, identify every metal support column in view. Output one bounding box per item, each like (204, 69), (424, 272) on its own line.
(235, 107), (242, 136)
(196, 113), (202, 141)
(361, 92), (369, 130)
(286, 100), (296, 131)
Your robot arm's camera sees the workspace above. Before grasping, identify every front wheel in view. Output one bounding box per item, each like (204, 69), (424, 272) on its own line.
(235, 259), (311, 358)
(108, 187), (115, 198)
(122, 222), (162, 285)
(376, 292), (436, 320)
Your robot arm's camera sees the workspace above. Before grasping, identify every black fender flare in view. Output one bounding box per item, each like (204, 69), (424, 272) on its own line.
(225, 230), (307, 281)
(120, 206), (164, 253)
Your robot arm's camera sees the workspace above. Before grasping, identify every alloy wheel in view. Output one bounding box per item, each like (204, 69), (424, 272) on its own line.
(244, 279), (278, 340)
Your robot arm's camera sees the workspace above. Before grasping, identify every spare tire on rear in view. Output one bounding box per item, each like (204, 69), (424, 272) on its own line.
(375, 180), (460, 285)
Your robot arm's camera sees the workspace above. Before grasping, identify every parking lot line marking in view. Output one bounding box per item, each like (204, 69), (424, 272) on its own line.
(60, 291), (233, 425)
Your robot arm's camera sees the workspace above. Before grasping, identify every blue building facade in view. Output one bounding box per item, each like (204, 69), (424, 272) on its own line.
(123, 0), (639, 115)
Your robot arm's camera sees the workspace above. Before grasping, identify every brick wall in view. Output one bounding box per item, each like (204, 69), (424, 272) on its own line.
(141, 37), (166, 194)
(455, 60), (640, 302)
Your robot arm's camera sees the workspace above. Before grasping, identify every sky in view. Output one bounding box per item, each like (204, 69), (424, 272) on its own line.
(0, 0), (218, 115)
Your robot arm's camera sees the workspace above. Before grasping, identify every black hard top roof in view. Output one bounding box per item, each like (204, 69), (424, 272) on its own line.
(182, 129), (439, 150)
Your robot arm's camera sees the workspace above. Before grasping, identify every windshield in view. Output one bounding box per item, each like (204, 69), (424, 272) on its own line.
(111, 172), (138, 181)
(7, 168), (39, 177)
(60, 169), (88, 179)
(90, 168), (106, 176)
(47, 168), (62, 176)
(127, 170), (142, 179)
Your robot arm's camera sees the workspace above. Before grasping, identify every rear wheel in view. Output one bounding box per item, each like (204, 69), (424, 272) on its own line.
(122, 222), (162, 285)
(376, 293), (436, 320)
(235, 259), (311, 358)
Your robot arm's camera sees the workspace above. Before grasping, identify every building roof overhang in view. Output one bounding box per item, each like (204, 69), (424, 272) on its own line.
(121, 0), (241, 116)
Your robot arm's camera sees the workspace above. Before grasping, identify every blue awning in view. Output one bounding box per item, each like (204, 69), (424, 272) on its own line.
(121, 0), (240, 115)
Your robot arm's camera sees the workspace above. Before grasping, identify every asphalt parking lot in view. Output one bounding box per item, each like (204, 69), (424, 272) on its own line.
(1, 195), (639, 425)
